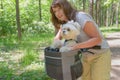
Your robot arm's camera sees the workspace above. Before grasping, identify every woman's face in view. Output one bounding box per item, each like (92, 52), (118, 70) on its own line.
(52, 6), (68, 22)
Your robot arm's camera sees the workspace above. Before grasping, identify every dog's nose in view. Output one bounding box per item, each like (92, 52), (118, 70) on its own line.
(63, 31), (65, 34)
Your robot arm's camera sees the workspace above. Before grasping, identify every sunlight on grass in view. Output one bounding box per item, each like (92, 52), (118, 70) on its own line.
(19, 50), (38, 66)
(9, 52), (24, 63)
(100, 27), (120, 33)
(24, 62), (44, 71)
(19, 62), (52, 80)
(100, 26), (120, 37)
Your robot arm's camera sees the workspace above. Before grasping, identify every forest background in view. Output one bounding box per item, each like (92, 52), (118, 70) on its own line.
(0, 0), (120, 80)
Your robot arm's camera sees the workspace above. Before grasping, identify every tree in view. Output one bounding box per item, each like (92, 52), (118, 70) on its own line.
(0, 0), (3, 11)
(15, 0), (22, 40)
(39, 0), (42, 21)
(0, 0), (3, 17)
(116, 2), (119, 27)
(89, 0), (94, 17)
(83, 0), (86, 11)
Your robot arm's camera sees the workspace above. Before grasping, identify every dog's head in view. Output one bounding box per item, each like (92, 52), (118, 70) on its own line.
(60, 20), (81, 40)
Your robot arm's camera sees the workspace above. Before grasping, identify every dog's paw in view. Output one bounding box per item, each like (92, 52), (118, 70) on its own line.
(60, 47), (71, 52)
(50, 40), (62, 49)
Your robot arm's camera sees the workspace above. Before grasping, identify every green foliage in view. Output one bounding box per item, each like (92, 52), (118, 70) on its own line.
(100, 26), (120, 36)
(23, 21), (54, 34)
(0, 16), (16, 36)
(0, 0), (16, 36)
(104, 0), (120, 6)
(0, 0), (54, 36)
(0, 62), (13, 79)
(101, 26), (120, 33)
(41, 0), (52, 22)
(1, 0), (119, 36)
(19, 0), (53, 33)
(0, 32), (54, 80)
(19, 51), (37, 66)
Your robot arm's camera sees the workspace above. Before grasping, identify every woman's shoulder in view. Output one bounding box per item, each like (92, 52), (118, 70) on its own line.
(76, 11), (87, 15)
(75, 11), (94, 29)
(78, 11), (86, 14)
(76, 12), (84, 20)
(76, 12), (91, 17)
(76, 12), (84, 17)
(76, 11), (92, 21)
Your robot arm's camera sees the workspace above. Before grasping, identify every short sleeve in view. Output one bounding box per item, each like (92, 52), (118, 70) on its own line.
(76, 12), (93, 29)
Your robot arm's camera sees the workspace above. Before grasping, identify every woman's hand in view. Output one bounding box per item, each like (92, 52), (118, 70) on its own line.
(54, 28), (62, 41)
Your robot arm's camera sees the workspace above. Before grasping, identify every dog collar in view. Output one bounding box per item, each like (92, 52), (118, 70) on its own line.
(64, 39), (78, 43)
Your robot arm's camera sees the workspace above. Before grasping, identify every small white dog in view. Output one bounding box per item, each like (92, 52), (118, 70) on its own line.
(50, 20), (81, 52)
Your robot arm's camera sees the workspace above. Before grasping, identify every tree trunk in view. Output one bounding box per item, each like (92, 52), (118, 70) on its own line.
(0, 0), (3, 16)
(103, 2), (106, 26)
(95, 0), (100, 26)
(16, 0), (22, 40)
(116, 2), (119, 27)
(110, 2), (114, 26)
(39, 0), (42, 21)
(98, 0), (102, 26)
(0, 0), (3, 9)
(95, 0), (97, 23)
(106, 7), (109, 27)
(83, 0), (86, 11)
(100, 0), (105, 26)
(89, 0), (94, 17)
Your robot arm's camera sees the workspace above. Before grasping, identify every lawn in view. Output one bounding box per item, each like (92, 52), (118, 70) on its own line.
(0, 33), (54, 80)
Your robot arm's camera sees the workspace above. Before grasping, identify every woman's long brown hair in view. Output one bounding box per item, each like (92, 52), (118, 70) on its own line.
(50, 0), (77, 34)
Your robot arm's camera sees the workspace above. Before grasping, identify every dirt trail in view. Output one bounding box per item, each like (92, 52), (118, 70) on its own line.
(106, 32), (120, 80)
(107, 32), (120, 59)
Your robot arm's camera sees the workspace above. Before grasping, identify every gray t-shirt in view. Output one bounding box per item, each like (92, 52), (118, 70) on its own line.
(75, 12), (110, 53)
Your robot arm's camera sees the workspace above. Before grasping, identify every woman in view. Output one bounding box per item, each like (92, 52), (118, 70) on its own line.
(50, 0), (111, 80)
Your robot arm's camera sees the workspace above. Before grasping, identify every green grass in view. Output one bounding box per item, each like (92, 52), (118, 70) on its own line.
(100, 26), (120, 37)
(0, 32), (53, 80)
(0, 26), (120, 80)
(20, 51), (37, 66)
(0, 62), (13, 79)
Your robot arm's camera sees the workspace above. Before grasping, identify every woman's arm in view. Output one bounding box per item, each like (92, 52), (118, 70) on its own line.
(54, 28), (62, 40)
(72, 21), (102, 50)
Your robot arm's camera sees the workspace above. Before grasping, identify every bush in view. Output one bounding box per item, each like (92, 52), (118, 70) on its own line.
(22, 21), (54, 34)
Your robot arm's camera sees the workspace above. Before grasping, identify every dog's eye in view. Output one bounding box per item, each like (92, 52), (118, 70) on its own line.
(67, 28), (70, 31)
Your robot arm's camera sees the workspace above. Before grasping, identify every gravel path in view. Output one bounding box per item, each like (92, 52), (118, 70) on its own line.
(106, 32), (120, 80)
